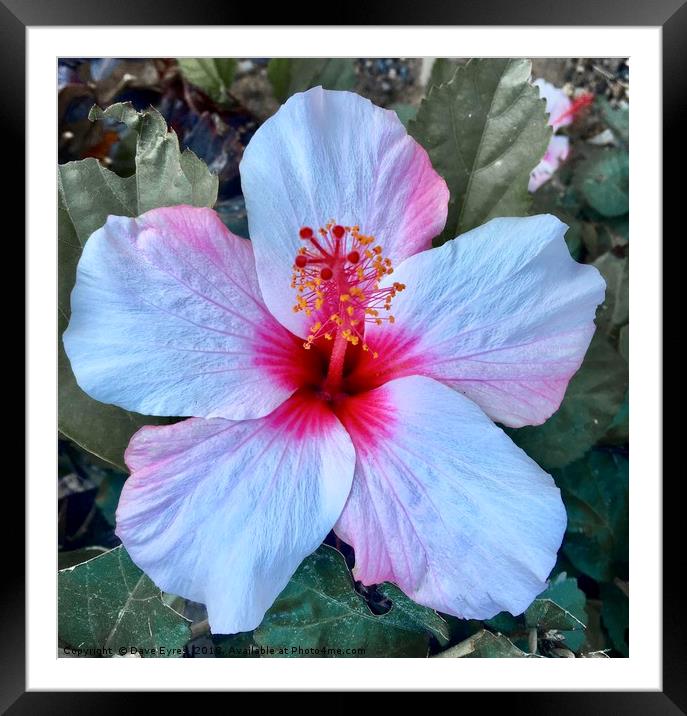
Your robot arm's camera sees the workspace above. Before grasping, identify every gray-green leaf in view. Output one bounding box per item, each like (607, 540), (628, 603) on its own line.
(434, 629), (529, 658)
(593, 252), (629, 338)
(177, 58), (237, 104)
(525, 599), (585, 632)
(59, 546), (190, 657)
(425, 58), (463, 93)
(409, 58), (551, 245)
(578, 148), (629, 218)
(390, 103), (417, 128)
(254, 545), (447, 657)
(601, 582), (629, 656)
(554, 449), (629, 582)
(267, 58), (357, 103)
(530, 573), (588, 651)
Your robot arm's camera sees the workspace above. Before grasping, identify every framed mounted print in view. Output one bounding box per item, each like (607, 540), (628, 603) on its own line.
(11, 0), (675, 708)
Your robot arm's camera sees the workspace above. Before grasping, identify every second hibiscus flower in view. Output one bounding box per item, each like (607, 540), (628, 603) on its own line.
(64, 87), (605, 634)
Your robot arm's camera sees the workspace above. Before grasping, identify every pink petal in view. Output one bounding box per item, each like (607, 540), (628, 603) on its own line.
(347, 215), (605, 427)
(334, 375), (566, 619)
(240, 87), (449, 337)
(64, 206), (323, 420)
(529, 135), (570, 192)
(117, 390), (355, 634)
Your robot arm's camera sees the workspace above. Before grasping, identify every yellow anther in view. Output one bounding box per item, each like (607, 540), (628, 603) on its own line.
(339, 294), (350, 302)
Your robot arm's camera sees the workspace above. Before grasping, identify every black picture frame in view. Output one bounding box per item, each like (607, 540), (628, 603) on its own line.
(10, 0), (672, 710)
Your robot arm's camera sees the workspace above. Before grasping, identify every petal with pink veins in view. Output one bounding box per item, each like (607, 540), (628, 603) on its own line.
(240, 86), (449, 337)
(349, 215), (605, 428)
(334, 375), (566, 619)
(117, 390), (355, 634)
(529, 135), (570, 192)
(64, 206), (323, 421)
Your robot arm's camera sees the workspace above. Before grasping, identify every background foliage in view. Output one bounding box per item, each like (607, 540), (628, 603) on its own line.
(57, 57), (629, 658)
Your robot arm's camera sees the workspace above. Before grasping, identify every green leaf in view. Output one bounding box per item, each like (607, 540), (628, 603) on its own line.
(267, 58), (357, 103)
(376, 582), (450, 645)
(177, 58), (237, 104)
(601, 582), (629, 656)
(409, 58), (551, 244)
(95, 472), (128, 527)
(582, 598), (609, 654)
(390, 103), (417, 128)
(425, 58), (461, 93)
(434, 629), (528, 658)
(254, 545), (447, 657)
(212, 631), (261, 658)
(59, 103), (218, 469)
(507, 332), (627, 469)
(597, 97), (629, 143)
(593, 252), (629, 338)
(525, 599), (585, 632)
(58, 546), (191, 657)
(488, 574), (589, 653)
(581, 216), (629, 260)
(58, 546), (108, 570)
(554, 449), (629, 582)
(484, 611), (521, 634)
(618, 325), (628, 362)
(526, 574), (587, 635)
(266, 59), (292, 103)
(88, 103), (219, 212)
(578, 149), (629, 218)
(601, 391), (629, 446)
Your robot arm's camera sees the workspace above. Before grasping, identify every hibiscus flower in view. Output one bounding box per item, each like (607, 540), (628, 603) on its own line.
(529, 78), (593, 192)
(64, 87), (605, 634)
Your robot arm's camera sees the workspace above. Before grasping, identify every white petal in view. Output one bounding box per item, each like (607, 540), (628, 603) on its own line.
(240, 87), (448, 337)
(117, 391), (355, 634)
(335, 375), (566, 618)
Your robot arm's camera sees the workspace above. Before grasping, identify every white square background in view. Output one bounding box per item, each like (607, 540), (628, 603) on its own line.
(27, 26), (661, 690)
